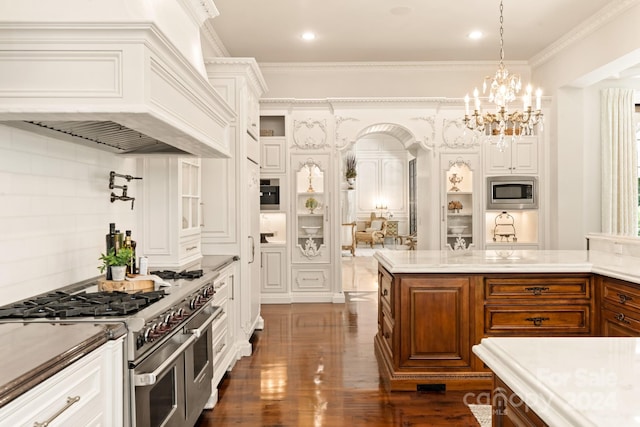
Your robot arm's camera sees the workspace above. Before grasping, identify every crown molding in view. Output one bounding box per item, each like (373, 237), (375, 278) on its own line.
(260, 95), (550, 109)
(258, 61), (530, 73)
(530, 0), (640, 68)
(204, 57), (268, 94)
(259, 97), (467, 113)
(201, 19), (230, 57)
(177, 0), (219, 27)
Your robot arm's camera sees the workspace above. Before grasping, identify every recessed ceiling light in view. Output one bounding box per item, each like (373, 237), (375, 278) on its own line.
(301, 32), (316, 41)
(468, 31), (483, 40)
(390, 6), (412, 16)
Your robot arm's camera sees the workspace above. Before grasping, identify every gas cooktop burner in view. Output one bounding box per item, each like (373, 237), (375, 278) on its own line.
(0, 290), (166, 319)
(149, 269), (204, 280)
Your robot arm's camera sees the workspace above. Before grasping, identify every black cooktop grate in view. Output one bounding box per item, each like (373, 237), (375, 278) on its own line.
(0, 290), (166, 319)
(149, 269), (204, 280)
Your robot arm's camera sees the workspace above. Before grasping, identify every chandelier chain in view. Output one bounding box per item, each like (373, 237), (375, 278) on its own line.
(499, 0), (504, 65)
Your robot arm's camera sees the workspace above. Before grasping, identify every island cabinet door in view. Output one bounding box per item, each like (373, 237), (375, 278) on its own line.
(398, 276), (472, 369)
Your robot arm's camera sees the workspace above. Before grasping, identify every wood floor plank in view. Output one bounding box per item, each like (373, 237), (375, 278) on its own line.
(196, 296), (485, 426)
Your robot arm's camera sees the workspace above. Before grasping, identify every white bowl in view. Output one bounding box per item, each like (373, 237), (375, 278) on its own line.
(449, 225), (467, 234)
(302, 226), (321, 236)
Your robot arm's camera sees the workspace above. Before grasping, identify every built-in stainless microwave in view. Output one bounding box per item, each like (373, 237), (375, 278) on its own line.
(487, 176), (538, 210)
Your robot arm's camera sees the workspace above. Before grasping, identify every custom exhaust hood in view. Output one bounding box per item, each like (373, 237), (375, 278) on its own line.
(0, 0), (234, 157)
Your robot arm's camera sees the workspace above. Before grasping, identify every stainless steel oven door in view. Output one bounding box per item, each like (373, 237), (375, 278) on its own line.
(132, 304), (219, 427)
(184, 307), (217, 425)
(132, 332), (192, 427)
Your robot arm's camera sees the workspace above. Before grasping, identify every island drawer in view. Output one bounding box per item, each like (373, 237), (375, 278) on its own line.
(601, 305), (640, 336)
(484, 275), (592, 300)
(484, 304), (591, 335)
(601, 278), (640, 313)
(379, 268), (393, 314)
(380, 310), (394, 352)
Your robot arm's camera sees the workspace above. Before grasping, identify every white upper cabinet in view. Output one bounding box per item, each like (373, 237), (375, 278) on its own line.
(140, 157), (202, 268)
(246, 89), (260, 142)
(485, 136), (538, 175)
(181, 159), (201, 233)
(259, 116), (287, 174)
(260, 137), (286, 174)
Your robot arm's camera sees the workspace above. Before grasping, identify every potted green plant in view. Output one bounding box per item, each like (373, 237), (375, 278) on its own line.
(345, 153), (357, 188)
(305, 197), (319, 214)
(99, 247), (134, 281)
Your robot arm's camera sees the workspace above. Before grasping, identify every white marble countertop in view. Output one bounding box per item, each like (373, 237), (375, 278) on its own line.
(473, 337), (640, 427)
(373, 249), (640, 284)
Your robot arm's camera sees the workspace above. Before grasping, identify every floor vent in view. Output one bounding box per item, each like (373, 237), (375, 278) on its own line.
(417, 384), (446, 392)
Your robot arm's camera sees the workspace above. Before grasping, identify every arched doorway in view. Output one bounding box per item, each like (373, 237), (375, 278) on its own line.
(339, 123), (423, 293)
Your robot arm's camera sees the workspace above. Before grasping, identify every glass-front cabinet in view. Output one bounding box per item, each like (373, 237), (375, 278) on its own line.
(180, 159), (201, 233)
(441, 155), (480, 251)
(292, 154), (330, 263)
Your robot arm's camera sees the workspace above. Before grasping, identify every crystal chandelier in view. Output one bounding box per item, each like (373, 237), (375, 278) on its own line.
(463, 0), (543, 151)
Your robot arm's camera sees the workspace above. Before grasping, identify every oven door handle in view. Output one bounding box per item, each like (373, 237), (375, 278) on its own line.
(133, 334), (197, 386)
(186, 308), (222, 338)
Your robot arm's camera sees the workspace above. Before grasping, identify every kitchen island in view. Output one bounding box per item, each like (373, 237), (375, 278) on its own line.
(473, 337), (640, 427)
(372, 250), (640, 391)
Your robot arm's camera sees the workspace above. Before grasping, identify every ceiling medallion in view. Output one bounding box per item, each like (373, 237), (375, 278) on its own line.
(463, 0), (543, 151)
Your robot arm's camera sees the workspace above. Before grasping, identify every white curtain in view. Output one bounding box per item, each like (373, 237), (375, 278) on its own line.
(601, 88), (638, 235)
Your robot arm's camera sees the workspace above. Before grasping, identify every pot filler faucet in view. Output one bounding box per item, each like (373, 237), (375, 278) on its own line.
(109, 170), (142, 210)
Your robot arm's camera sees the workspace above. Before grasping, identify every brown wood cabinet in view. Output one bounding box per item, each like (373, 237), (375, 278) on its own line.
(374, 267), (491, 391)
(493, 376), (547, 427)
(598, 276), (640, 336)
(374, 267), (598, 391)
(398, 275), (471, 369)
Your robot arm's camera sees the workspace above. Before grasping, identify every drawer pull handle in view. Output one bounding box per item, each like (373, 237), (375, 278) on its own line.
(186, 245), (198, 251)
(384, 332), (390, 339)
(614, 313), (630, 324)
(216, 342), (226, 354)
(525, 317), (550, 326)
(524, 287), (549, 295)
(34, 395), (80, 427)
(382, 289), (389, 297)
(618, 293), (633, 304)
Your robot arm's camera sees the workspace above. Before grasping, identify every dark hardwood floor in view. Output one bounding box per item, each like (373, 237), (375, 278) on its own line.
(196, 293), (485, 426)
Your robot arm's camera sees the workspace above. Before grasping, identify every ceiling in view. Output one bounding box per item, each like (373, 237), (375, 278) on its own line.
(209, 0), (615, 63)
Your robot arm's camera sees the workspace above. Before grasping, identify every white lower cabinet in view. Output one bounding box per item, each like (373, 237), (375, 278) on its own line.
(206, 261), (237, 409)
(260, 245), (288, 303)
(291, 266), (331, 296)
(0, 338), (124, 426)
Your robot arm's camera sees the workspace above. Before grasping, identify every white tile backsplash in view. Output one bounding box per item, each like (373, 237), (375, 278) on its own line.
(0, 124), (139, 305)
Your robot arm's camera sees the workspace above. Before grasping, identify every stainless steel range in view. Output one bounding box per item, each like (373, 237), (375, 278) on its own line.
(0, 268), (223, 427)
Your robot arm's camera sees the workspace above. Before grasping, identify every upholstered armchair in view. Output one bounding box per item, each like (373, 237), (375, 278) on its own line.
(354, 213), (387, 248)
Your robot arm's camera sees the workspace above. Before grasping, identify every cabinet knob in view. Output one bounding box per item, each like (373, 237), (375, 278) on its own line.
(382, 289), (389, 297)
(525, 316), (550, 326)
(618, 293), (632, 304)
(614, 312), (630, 324)
(524, 286), (549, 295)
